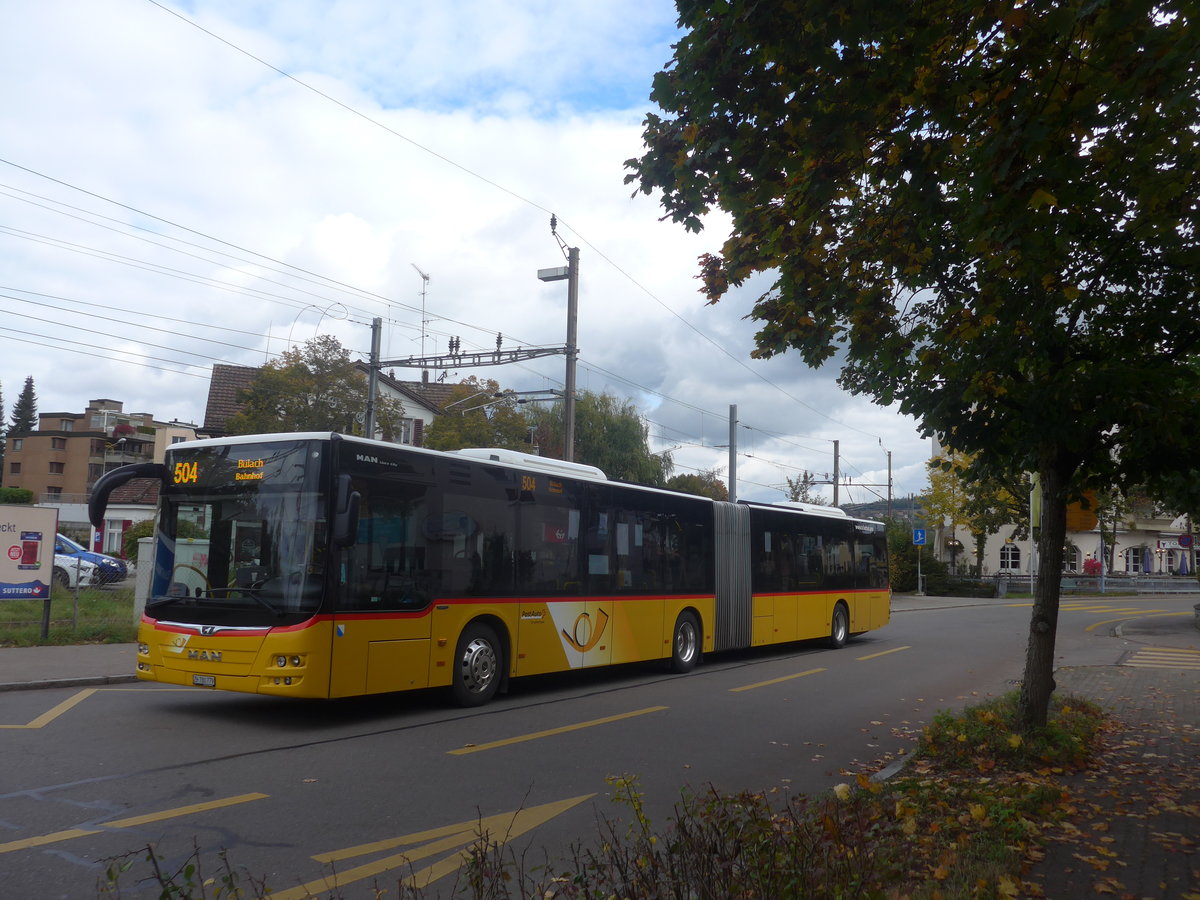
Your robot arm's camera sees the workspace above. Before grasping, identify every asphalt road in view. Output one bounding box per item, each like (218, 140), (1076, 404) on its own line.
(3, 593), (1193, 898)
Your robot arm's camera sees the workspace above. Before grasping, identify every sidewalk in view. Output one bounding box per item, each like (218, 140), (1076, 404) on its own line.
(0, 641), (137, 692)
(894, 592), (1200, 896)
(1029, 663), (1199, 897)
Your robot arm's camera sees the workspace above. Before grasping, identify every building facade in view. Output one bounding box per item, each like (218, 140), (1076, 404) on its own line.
(3, 399), (196, 554)
(933, 497), (1198, 580)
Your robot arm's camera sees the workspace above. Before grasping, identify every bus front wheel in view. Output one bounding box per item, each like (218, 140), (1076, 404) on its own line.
(828, 604), (849, 649)
(669, 611), (701, 674)
(451, 622), (502, 707)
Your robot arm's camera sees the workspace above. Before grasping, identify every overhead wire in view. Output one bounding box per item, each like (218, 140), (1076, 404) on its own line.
(0, 327), (210, 377)
(0, 159), (881, 498)
(1, 5), (902, 498)
(1, 167), (843, 471)
(137, 0), (887, 445)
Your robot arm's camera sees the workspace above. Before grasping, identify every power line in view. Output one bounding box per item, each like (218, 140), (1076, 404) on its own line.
(0, 327), (209, 378)
(0, 10), (902, 480)
(137, 0), (887, 444)
(0, 162), (889, 487)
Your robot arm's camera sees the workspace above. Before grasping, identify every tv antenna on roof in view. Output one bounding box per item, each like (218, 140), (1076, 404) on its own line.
(411, 263), (432, 374)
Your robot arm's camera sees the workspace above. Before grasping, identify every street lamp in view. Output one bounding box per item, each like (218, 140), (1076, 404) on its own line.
(537, 215), (579, 462)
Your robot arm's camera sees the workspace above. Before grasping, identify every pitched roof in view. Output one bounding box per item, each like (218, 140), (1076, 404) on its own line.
(200, 364), (453, 436)
(108, 477), (161, 506)
(390, 379), (458, 412)
(202, 364), (259, 436)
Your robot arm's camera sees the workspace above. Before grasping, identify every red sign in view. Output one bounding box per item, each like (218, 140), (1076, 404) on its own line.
(544, 524), (569, 543)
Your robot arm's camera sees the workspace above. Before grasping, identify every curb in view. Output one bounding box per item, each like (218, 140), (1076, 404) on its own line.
(0, 674), (139, 693)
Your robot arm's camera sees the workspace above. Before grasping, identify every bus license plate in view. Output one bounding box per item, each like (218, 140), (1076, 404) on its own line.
(192, 674), (216, 687)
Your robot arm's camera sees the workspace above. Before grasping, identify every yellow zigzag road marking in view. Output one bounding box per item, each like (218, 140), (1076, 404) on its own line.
(0, 686), (195, 729)
(0, 794), (269, 854)
(0, 688), (98, 729)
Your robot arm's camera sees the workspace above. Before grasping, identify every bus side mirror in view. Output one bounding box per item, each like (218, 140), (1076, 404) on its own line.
(89, 463), (167, 529)
(332, 474), (360, 547)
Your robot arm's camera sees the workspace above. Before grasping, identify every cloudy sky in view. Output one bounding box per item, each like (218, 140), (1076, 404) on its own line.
(1, 0), (931, 505)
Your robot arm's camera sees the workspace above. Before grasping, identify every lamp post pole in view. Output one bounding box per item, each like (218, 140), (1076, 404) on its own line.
(563, 246), (579, 462)
(538, 216), (579, 462)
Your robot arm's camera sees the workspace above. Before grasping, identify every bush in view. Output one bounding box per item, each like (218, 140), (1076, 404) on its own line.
(123, 519), (155, 561)
(922, 576), (997, 598)
(919, 690), (1104, 772)
(887, 526), (946, 591)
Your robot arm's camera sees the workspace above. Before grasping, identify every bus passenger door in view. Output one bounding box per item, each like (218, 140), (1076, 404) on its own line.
(329, 540), (433, 698)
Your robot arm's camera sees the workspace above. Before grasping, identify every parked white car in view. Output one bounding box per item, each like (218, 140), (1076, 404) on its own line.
(52, 553), (97, 590)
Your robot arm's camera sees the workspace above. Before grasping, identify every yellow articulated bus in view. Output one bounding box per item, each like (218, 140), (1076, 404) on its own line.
(89, 433), (890, 706)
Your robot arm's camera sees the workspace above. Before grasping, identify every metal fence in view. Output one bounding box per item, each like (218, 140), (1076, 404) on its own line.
(997, 575), (1200, 596)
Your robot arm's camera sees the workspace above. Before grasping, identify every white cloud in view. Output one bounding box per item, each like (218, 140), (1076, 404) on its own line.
(0, 0), (930, 504)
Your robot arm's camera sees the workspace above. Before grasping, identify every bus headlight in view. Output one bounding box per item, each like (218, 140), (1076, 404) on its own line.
(276, 655), (288, 667)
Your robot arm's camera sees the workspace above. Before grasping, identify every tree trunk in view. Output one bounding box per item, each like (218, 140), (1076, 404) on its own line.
(1017, 461), (1072, 732)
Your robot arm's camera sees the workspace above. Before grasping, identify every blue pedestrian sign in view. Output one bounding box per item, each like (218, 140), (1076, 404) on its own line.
(913, 528), (927, 546)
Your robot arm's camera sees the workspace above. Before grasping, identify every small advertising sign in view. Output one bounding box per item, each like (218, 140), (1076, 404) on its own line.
(1, 506), (61, 599)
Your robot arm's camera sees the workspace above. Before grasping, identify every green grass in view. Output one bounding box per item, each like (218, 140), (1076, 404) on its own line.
(0, 583), (137, 646)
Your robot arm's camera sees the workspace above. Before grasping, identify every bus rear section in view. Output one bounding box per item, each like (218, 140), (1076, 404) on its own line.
(709, 501), (889, 653)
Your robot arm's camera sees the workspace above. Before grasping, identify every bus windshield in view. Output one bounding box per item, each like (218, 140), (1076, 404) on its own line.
(148, 439), (328, 626)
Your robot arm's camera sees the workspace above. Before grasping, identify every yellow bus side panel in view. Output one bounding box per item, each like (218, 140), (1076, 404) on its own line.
(773, 594), (798, 643)
(516, 601), (573, 676)
(751, 615), (773, 645)
(754, 591), (874, 646)
(751, 594), (774, 645)
(329, 615), (432, 698)
(365, 639), (432, 694)
(794, 593), (834, 641)
(608, 597), (666, 664)
(855, 590), (891, 632)
(513, 596), (713, 676)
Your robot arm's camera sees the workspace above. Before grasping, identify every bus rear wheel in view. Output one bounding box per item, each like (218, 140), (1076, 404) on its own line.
(451, 622), (502, 707)
(828, 603), (849, 649)
(669, 611), (701, 673)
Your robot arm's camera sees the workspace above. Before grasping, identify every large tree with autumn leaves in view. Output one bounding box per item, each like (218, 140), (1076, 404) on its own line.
(627, 1), (1199, 729)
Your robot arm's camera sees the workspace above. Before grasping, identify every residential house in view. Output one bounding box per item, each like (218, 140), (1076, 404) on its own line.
(201, 362), (454, 442)
(2, 399), (196, 555)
